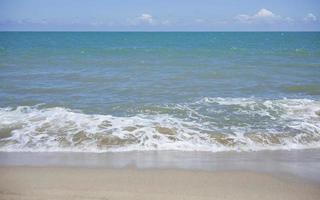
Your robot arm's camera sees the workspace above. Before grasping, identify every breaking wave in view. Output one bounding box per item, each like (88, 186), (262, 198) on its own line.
(1, 97), (320, 152)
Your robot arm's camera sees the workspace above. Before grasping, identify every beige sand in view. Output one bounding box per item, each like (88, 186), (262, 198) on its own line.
(0, 167), (319, 200)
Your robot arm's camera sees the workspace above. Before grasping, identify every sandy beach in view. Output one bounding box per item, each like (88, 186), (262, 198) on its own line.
(0, 167), (319, 200)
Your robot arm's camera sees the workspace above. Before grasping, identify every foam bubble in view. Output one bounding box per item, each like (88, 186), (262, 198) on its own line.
(0, 98), (320, 152)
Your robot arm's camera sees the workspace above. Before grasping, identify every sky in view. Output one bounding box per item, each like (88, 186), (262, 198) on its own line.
(0, 0), (319, 31)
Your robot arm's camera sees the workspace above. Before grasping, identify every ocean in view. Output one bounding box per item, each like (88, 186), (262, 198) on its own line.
(0, 32), (320, 152)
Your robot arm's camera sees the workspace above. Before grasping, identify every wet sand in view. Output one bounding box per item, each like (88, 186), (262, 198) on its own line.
(1, 150), (320, 199)
(1, 167), (320, 200)
(1, 149), (320, 183)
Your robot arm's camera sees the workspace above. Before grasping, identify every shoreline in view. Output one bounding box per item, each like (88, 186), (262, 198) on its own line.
(1, 149), (320, 183)
(1, 166), (320, 200)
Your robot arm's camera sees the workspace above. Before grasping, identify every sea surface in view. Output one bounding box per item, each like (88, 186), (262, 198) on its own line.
(0, 32), (320, 152)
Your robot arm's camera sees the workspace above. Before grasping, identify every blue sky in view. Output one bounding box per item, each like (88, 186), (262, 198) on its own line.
(0, 0), (319, 31)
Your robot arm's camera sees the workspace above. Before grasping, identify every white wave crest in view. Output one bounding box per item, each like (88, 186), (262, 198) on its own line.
(0, 97), (320, 152)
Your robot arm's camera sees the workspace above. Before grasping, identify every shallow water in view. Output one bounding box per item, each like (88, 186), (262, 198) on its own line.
(0, 32), (320, 152)
(1, 150), (320, 183)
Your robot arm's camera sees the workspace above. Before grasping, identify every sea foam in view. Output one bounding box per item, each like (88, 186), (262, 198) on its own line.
(0, 97), (320, 152)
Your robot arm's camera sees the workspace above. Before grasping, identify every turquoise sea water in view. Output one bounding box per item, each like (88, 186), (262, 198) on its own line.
(0, 32), (320, 152)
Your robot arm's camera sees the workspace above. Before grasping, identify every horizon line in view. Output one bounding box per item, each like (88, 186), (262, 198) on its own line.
(1, 30), (319, 33)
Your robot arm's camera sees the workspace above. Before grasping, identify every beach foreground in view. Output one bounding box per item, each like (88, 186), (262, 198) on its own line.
(1, 167), (320, 200)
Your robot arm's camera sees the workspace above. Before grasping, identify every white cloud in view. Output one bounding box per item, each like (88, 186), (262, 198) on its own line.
(138, 13), (153, 24)
(235, 8), (290, 24)
(127, 14), (174, 26)
(127, 13), (155, 26)
(304, 13), (317, 22)
(255, 8), (275, 18)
